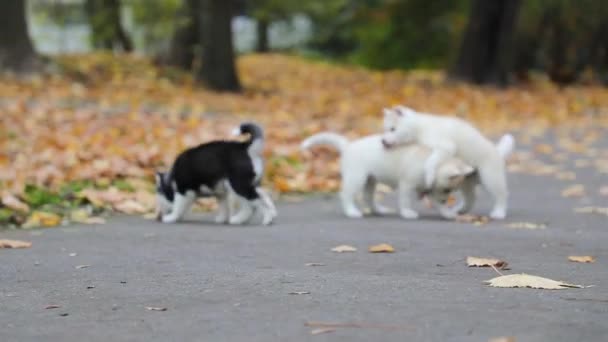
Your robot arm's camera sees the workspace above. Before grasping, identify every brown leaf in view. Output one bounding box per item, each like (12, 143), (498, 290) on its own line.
(0, 239), (32, 249)
(310, 328), (336, 335)
(145, 307), (167, 311)
(22, 211), (62, 228)
(484, 274), (583, 289)
(561, 184), (585, 198)
(1, 192), (29, 212)
(331, 245), (357, 253)
(368, 243), (395, 253)
(568, 256), (596, 263)
(466, 256), (509, 269)
(45, 305), (61, 309)
(456, 214), (490, 226)
(505, 222), (547, 230)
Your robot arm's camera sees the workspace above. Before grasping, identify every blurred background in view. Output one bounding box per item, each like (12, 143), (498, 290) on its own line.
(4, 0), (608, 86)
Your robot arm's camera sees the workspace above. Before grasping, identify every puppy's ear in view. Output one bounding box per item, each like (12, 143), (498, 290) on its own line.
(383, 108), (394, 117)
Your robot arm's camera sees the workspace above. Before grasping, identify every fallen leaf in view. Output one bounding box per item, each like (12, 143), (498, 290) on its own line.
(45, 305), (61, 309)
(69, 209), (105, 224)
(555, 171), (576, 180)
(484, 273), (583, 289)
(305, 263), (326, 267)
(305, 321), (410, 331)
(75, 264), (91, 269)
(456, 214), (490, 226)
(505, 222), (547, 230)
(23, 211), (62, 228)
(59, 313), (69, 317)
(145, 307), (167, 311)
(331, 245), (357, 253)
(561, 184), (585, 198)
(568, 256), (596, 263)
(0, 239), (32, 249)
(466, 256), (509, 269)
(488, 337), (516, 342)
(310, 328), (336, 335)
(1, 192), (29, 212)
(114, 200), (147, 214)
(368, 243), (395, 253)
(288, 291), (310, 295)
(574, 207), (608, 216)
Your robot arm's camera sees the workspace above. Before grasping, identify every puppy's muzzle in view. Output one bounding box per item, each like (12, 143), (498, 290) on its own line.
(381, 139), (394, 149)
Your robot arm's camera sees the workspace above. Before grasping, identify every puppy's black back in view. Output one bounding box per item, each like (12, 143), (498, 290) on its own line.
(169, 141), (258, 197)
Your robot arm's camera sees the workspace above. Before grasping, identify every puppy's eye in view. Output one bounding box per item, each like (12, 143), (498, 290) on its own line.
(390, 127), (396, 132)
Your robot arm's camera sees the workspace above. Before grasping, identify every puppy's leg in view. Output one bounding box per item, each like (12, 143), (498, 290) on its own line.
(228, 178), (273, 225)
(257, 187), (277, 219)
(363, 178), (392, 215)
(398, 181), (419, 219)
(214, 193), (230, 223)
(340, 170), (366, 218)
(479, 161), (508, 220)
(424, 147), (454, 188)
(162, 191), (195, 223)
(432, 198), (459, 219)
(457, 178), (477, 214)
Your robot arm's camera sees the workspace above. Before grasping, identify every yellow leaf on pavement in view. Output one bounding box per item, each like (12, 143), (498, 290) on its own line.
(484, 274), (583, 289)
(568, 256), (596, 263)
(0, 239), (32, 249)
(331, 245), (357, 253)
(466, 256), (508, 269)
(368, 243), (395, 253)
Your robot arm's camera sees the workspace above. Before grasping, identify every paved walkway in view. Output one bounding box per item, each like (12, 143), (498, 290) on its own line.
(2, 131), (608, 342)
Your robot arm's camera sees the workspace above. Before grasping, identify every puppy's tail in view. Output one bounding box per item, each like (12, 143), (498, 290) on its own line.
(301, 132), (349, 154)
(496, 134), (515, 159)
(233, 122), (264, 144)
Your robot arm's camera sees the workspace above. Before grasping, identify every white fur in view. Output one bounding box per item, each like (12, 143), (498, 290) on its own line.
(301, 133), (474, 220)
(248, 139), (264, 184)
(382, 106), (514, 219)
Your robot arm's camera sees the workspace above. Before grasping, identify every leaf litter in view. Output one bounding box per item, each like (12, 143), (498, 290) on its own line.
(0, 239), (32, 249)
(485, 274), (584, 290)
(331, 245), (357, 253)
(1, 53), (608, 227)
(466, 257), (509, 269)
(568, 256), (596, 263)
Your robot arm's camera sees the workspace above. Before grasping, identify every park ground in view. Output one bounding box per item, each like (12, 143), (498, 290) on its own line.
(2, 126), (608, 342)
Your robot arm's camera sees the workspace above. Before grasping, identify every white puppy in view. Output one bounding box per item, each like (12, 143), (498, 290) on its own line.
(301, 133), (475, 219)
(381, 106), (515, 219)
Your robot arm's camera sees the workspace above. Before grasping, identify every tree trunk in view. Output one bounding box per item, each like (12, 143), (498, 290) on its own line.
(449, 0), (521, 85)
(86, 0), (133, 52)
(166, 0), (198, 69)
(197, 0), (241, 92)
(0, 0), (38, 72)
(256, 18), (269, 53)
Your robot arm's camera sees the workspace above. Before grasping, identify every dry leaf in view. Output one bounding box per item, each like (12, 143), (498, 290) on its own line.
(0, 239), (32, 249)
(368, 243), (395, 253)
(70, 209), (105, 224)
(1, 192), (29, 212)
(505, 222), (547, 230)
(488, 337), (516, 342)
(574, 207), (608, 216)
(145, 307), (167, 311)
(568, 256), (596, 263)
(310, 328), (336, 335)
(561, 184), (585, 198)
(288, 291), (310, 295)
(114, 200), (147, 214)
(456, 214), (490, 226)
(45, 305), (61, 309)
(305, 263), (326, 267)
(331, 245), (357, 253)
(484, 273), (583, 289)
(23, 211), (62, 228)
(466, 256), (509, 269)
(75, 264), (91, 269)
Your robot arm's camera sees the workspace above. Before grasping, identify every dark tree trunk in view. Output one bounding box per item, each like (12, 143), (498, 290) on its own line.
(166, 0), (198, 69)
(197, 0), (241, 92)
(0, 0), (38, 72)
(256, 19), (269, 53)
(86, 0), (133, 52)
(449, 0), (521, 86)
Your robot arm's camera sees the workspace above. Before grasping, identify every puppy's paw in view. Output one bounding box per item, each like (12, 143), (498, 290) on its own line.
(490, 208), (506, 220)
(214, 214), (229, 224)
(439, 207), (458, 219)
(161, 215), (179, 223)
(399, 208), (419, 219)
(372, 205), (394, 215)
(344, 208), (364, 219)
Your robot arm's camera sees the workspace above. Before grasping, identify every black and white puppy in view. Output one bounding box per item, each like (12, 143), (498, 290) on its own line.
(156, 122), (276, 225)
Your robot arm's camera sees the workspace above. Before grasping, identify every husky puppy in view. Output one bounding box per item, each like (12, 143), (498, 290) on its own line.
(156, 122), (276, 225)
(381, 106), (515, 219)
(301, 133), (476, 219)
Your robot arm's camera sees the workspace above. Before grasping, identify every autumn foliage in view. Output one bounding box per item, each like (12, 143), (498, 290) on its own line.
(1, 52), (608, 227)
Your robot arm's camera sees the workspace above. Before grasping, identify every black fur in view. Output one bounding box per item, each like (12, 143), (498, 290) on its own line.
(157, 122), (264, 202)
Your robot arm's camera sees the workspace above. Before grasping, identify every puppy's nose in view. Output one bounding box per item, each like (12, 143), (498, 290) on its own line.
(381, 139), (392, 148)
